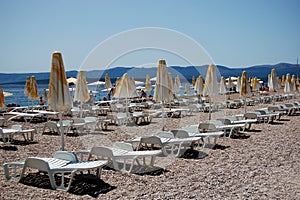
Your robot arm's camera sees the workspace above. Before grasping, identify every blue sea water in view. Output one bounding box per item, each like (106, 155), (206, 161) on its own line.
(2, 84), (111, 107)
(2, 83), (194, 107)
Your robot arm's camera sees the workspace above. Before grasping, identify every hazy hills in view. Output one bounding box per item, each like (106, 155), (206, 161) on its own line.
(0, 63), (298, 85)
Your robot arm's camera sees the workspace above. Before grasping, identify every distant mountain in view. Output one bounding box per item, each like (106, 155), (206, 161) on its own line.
(0, 63), (298, 85)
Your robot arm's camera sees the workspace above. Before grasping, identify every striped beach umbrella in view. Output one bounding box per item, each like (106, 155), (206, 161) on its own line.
(144, 74), (152, 93)
(105, 73), (113, 89)
(24, 76), (31, 96)
(240, 71), (249, 113)
(74, 71), (89, 117)
(173, 75), (181, 94)
(284, 73), (292, 93)
(269, 68), (277, 92)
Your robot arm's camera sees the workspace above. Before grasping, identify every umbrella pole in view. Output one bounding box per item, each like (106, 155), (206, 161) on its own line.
(162, 101), (165, 130)
(244, 98), (247, 114)
(208, 97), (212, 120)
(59, 112), (65, 151)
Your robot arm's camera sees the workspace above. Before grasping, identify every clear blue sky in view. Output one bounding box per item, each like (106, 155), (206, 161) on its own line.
(0, 0), (299, 73)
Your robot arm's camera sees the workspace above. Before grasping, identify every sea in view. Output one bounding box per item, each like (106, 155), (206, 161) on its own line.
(3, 83), (192, 107)
(2, 83), (112, 107)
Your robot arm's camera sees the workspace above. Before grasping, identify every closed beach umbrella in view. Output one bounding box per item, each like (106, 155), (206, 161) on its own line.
(194, 75), (203, 95)
(236, 76), (241, 92)
(168, 73), (174, 95)
(291, 75), (297, 91)
(227, 76), (233, 90)
(153, 59), (173, 103)
(173, 75), (181, 94)
(43, 88), (47, 100)
(105, 73), (113, 89)
(192, 76), (196, 86)
(268, 68), (277, 92)
(0, 85), (4, 109)
(74, 71), (89, 103)
(202, 64), (218, 120)
(219, 76), (227, 95)
(277, 77), (282, 89)
(281, 75), (285, 87)
(185, 83), (191, 94)
(153, 59), (173, 130)
(29, 76), (39, 100)
(144, 74), (152, 92)
(284, 73), (291, 93)
(24, 76), (31, 96)
(240, 71), (249, 113)
(113, 73), (138, 98)
(74, 71), (89, 117)
(48, 52), (73, 151)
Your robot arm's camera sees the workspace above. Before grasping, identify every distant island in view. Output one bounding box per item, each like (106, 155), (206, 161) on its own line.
(0, 63), (298, 85)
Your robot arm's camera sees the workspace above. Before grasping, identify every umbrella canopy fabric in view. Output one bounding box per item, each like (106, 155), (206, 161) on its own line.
(3, 91), (13, 97)
(219, 76), (227, 94)
(105, 73), (113, 89)
(194, 75), (203, 95)
(251, 77), (260, 92)
(153, 59), (173, 103)
(29, 76), (39, 100)
(227, 76), (234, 90)
(184, 83), (191, 94)
(48, 52), (73, 112)
(113, 73), (138, 98)
(173, 75), (181, 94)
(236, 76), (241, 92)
(281, 75), (285, 87)
(74, 71), (90, 103)
(202, 64), (218, 97)
(191, 76), (196, 86)
(268, 68), (277, 92)
(0, 85), (4, 109)
(168, 73), (174, 94)
(240, 71), (249, 97)
(48, 52), (73, 151)
(291, 75), (297, 91)
(284, 73), (292, 93)
(144, 74), (152, 92)
(24, 76), (31, 96)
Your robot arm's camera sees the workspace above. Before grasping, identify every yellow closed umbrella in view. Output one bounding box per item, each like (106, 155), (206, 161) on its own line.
(29, 76), (39, 100)
(240, 71), (249, 113)
(24, 76), (31, 96)
(185, 83), (191, 94)
(191, 76), (195, 86)
(48, 52), (73, 151)
(281, 75), (285, 87)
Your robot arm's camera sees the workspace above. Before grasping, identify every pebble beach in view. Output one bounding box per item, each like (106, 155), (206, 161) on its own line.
(0, 93), (300, 200)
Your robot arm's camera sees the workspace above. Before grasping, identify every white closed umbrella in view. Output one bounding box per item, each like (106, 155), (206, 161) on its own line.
(114, 73), (138, 99)
(184, 83), (191, 94)
(291, 75), (297, 91)
(105, 73), (113, 89)
(269, 68), (277, 92)
(48, 52), (73, 151)
(173, 75), (181, 94)
(194, 75), (203, 95)
(74, 71), (89, 117)
(202, 64), (218, 119)
(144, 74), (152, 93)
(153, 59), (173, 130)
(219, 76), (227, 95)
(236, 76), (241, 92)
(284, 73), (292, 93)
